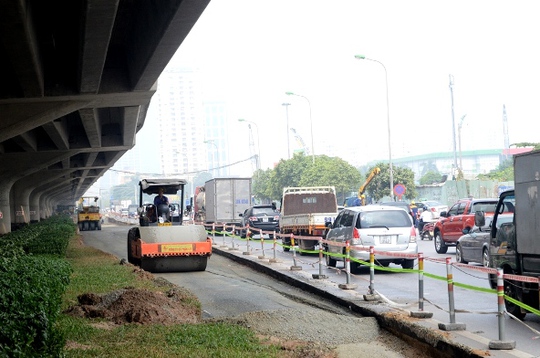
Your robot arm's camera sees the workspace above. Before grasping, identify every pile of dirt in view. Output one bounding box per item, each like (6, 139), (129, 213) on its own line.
(64, 286), (201, 325)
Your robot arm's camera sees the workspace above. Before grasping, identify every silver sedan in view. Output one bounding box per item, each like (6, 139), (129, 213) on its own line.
(455, 213), (513, 266)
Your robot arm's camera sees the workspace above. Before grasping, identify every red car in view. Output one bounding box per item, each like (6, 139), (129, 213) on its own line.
(433, 198), (498, 254)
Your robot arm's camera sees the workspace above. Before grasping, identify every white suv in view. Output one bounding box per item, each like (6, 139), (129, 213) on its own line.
(324, 205), (418, 272)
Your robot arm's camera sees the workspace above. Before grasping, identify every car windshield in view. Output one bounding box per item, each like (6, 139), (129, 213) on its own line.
(424, 201), (442, 207)
(471, 202), (497, 213)
(358, 210), (411, 228)
(252, 207), (278, 216)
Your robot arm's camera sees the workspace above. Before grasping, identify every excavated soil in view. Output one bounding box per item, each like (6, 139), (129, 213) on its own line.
(65, 286), (201, 325)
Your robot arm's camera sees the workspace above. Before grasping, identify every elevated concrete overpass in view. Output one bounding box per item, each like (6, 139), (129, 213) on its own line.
(0, 0), (211, 233)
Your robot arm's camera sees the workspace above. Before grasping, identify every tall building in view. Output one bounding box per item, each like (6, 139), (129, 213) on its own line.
(204, 101), (229, 177)
(155, 67), (207, 177)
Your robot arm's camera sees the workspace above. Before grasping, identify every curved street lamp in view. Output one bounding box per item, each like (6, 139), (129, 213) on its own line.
(285, 91), (315, 164)
(354, 55), (394, 201)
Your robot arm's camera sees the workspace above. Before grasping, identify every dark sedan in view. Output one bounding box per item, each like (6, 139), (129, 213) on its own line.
(455, 213), (513, 266)
(238, 204), (280, 238)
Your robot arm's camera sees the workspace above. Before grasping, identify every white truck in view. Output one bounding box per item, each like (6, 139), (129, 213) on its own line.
(279, 186), (339, 252)
(195, 178), (252, 227)
(480, 149), (540, 319)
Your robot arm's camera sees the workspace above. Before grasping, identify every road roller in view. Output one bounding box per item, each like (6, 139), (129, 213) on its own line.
(127, 178), (212, 272)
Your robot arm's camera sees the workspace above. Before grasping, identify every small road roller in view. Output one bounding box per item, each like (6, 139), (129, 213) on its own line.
(127, 178), (212, 273)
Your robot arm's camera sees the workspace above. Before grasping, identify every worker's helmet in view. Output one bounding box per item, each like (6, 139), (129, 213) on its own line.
(411, 200), (415, 205)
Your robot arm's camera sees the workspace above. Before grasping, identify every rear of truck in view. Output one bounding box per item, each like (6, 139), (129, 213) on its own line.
(204, 178), (252, 227)
(279, 187), (338, 251)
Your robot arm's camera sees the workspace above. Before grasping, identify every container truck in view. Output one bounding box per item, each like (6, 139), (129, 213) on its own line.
(478, 149), (540, 319)
(194, 178), (252, 227)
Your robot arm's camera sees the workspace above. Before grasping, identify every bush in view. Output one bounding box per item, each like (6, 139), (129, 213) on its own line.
(0, 215), (75, 357)
(0, 255), (72, 357)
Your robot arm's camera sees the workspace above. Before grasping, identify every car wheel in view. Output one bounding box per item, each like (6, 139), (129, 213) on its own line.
(482, 248), (490, 267)
(504, 271), (526, 320)
(325, 246), (336, 267)
(402, 259), (415, 269)
(455, 243), (467, 264)
(350, 260), (360, 274)
(434, 232), (448, 254)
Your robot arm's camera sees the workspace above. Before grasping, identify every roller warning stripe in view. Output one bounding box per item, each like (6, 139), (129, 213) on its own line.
(504, 273), (540, 284)
(140, 239), (212, 257)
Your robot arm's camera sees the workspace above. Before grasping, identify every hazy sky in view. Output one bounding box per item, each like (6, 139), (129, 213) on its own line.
(162, 0), (539, 171)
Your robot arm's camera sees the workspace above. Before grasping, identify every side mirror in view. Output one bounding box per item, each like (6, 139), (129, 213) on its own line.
(474, 211), (485, 227)
(440, 211), (448, 217)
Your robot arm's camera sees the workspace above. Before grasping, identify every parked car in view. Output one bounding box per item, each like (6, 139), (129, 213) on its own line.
(238, 204), (280, 238)
(433, 198), (499, 254)
(419, 200), (448, 219)
(456, 213), (514, 267)
(324, 205), (418, 273)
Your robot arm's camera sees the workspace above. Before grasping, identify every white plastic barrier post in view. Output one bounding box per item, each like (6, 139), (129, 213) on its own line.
(290, 234), (302, 270)
(229, 225), (237, 250)
(438, 257), (466, 331)
(243, 226), (251, 255)
(489, 268), (516, 349)
(410, 253), (433, 318)
(220, 224), (227, 248)
(338, 240), (357, 290)
(418, 253), (424, 310)
(369, 245), (375, 294)
(313, 238), (328, 279)
(212, 223), (216, 245)
(269, 230), (280, 263)
(258, 230), (266, 259)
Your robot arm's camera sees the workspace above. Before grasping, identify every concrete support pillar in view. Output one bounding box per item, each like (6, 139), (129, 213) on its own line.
(0, 181), (15, 234)
(12, 184), (32, 225)
(29, 191), (41, 223)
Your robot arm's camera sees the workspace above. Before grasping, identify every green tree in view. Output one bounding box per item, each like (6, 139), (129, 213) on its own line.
(367, 163), (417, 201)
(253, 153), (362, 205)
(266, 153), (312, 199)
(477, 158), (514, 181)
(251, 168), (274, 204)
(299, 155), (362, 204)
(419, 171), (443, 185)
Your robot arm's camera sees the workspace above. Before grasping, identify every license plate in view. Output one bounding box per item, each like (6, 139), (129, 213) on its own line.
(262, 217), (268, 222)
(161, 244), (193, 253)
(379, 236), (392, 244)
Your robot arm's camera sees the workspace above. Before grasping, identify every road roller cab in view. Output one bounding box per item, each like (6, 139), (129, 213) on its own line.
(127, 178), (212, 273)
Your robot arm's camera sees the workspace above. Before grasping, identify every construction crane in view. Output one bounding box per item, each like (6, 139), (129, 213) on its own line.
(357, 167), (381, 205)
(290, 128), (310, 155)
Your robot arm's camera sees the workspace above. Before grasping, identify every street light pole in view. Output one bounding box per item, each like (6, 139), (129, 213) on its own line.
(238, 119), (261, 171)
(354, 55), (394, 201)
(282, 102), (291, 159)
(285, 92), (315, 164)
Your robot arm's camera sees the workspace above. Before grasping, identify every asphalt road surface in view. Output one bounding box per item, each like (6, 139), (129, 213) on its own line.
(81, 222), (539, 356)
